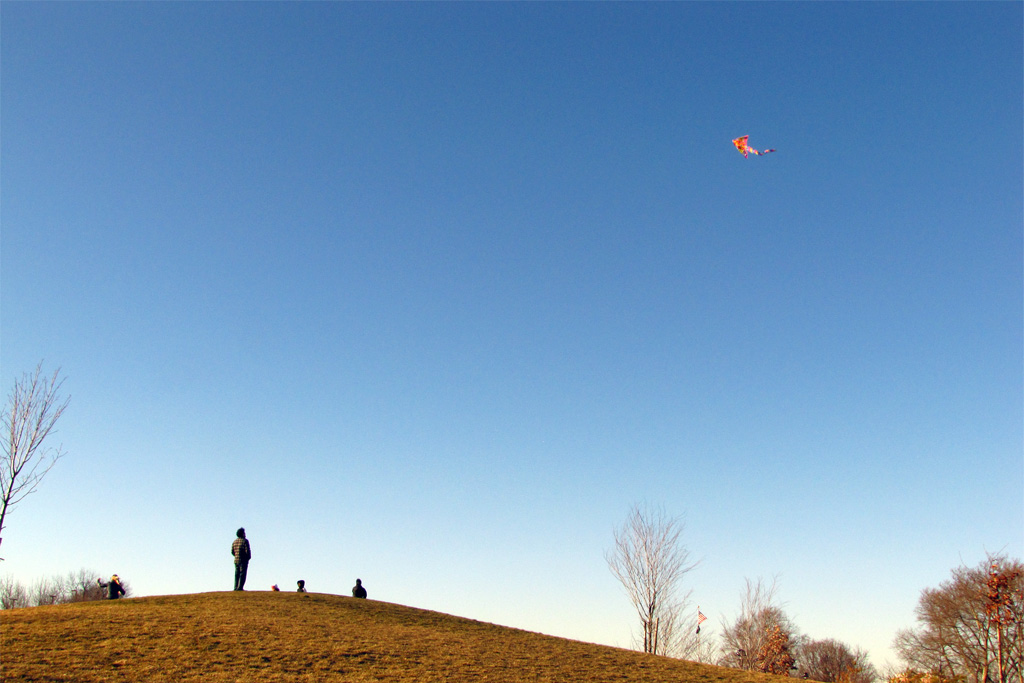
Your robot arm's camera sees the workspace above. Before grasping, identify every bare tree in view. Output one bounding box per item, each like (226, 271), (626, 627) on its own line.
(29, 575), (64, 606)
(0, 574), (29, 609)
(720, 577), (803, 671)
(802, 638), (878, 683)
(65, 568), (105, 603)
(606, 503), (698, 657)
(894, 554), (1023, 683)
(720, 576), (778, 669)
(1, 363), (70, 556)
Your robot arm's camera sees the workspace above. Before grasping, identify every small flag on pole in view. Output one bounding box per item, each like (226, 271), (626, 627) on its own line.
(697, 608), (707, 634)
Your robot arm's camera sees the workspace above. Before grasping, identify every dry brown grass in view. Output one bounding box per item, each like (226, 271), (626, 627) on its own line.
(2, 591), (793, 682)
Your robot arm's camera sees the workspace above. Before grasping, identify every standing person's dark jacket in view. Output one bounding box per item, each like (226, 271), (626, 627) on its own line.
(232, 536), (251, 564)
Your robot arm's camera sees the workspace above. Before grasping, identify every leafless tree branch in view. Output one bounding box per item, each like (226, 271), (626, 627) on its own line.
(1, 362), (70, 555)
(606, 503), (698, 657)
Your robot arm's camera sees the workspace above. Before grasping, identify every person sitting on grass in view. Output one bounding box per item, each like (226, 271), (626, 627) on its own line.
(97, 574), (126, 600)
(352, 578), (367, 599)
(297, 580), (306, 593)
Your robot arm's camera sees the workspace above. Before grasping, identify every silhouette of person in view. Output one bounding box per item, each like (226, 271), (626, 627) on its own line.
(97, 574), (126, 599)
(352, 578), (367, 599)
(297, 580), (306, 593)
(231, 527), (252, 591)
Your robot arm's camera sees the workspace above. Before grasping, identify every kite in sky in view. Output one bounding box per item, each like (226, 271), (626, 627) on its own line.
(732, 135), (776, 158)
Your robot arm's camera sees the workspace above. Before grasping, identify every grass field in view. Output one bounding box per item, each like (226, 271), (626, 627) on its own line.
(1, 591), (798, 682)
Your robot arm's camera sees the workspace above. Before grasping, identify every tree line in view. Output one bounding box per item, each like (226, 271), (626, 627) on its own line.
(0, 568), (132, 608)
(607, 503), (1022, 683)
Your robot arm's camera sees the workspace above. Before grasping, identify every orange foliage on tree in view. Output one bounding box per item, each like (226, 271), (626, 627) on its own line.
(985, 560), (1023, 683)
(755, 622), (795, 675)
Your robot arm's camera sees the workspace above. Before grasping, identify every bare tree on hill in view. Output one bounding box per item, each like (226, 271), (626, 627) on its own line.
(29, 575), (63, 606)
(0, 573), (29, 609)
(1, 363), (70, 557)
(802, 638), (878, 683)
(606, 503), (699, 657)
(719, 577), (803, 672)
(65, 569), (106, 603)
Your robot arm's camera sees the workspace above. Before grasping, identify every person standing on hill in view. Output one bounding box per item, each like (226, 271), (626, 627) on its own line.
(351, 578), (367, 598)
(231, 527), (252, 591)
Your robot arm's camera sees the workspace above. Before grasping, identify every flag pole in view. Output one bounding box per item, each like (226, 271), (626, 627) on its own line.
(696, 606), (707, 657)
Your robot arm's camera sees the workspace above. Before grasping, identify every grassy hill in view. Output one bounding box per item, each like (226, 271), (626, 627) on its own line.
(1, 591), (796, 682)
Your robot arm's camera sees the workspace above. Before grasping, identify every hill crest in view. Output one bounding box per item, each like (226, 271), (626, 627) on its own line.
(1, 591), (796, 682)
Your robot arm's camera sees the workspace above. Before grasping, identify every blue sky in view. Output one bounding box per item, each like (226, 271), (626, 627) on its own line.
(1, 1), (1021, 668)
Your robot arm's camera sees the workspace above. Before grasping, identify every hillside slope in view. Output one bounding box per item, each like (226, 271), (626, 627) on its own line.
(1, 592), (792, 682)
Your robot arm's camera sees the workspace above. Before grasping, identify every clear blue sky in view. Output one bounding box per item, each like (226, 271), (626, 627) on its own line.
(2, 1), (1021, 668)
